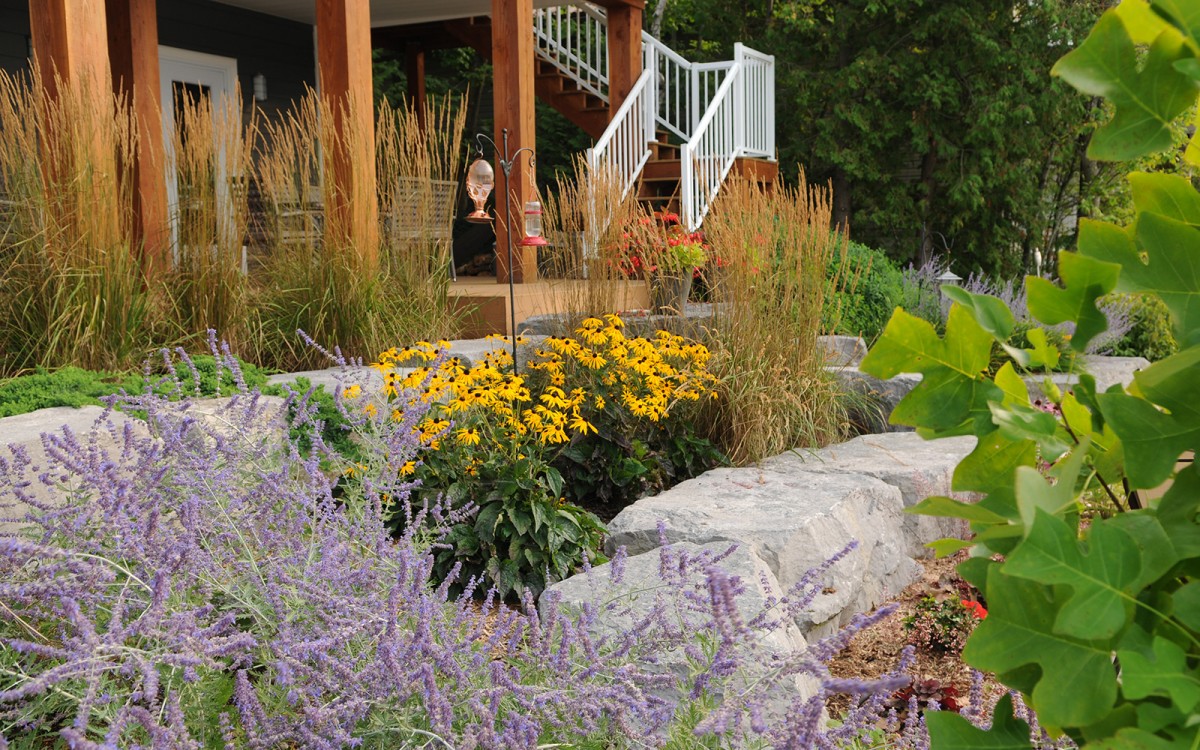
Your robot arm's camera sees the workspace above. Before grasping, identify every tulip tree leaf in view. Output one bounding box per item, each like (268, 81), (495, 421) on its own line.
(859, 305), (1000, 432)
(1171, 581), (1200, 632)
(964, 568), (1118, 728)
(990, 402), (1069, 461)
(1118, 637), (1200, 712)
(925, 694), (1035, 750)
(1080, 212), (1200, 345)
(1052, 10), (1197, 161)
(1155, 463), (1200, 557)
(1004, 510), (1144, 640)
(1129, 173), (1200, 227)
(952, 431), (1037, 520)
(1115, 0), (1172, 45)
(1098, 345), (1200, 487)
(1151, 0), (1200, 55)
(1013, 440), (1089, 532)
(1026, 250), (1121, 351)
(943, 286), (1015, 341)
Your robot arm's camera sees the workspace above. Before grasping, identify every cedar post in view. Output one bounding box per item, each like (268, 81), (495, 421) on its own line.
(106, 0), (170, 278)
(316, 0), (379, 272)
(491, 0), (537, 284)
(405, 43), (426, 131)
(606, 2), (643, 114)
(28, 0), (110, 102)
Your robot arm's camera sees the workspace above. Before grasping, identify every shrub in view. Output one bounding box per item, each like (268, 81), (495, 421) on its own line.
(363, 317), (723, 597)
(903, 596), (985, 655)
(1105, 293), (1178, 361)
(826, 240), (905, 343)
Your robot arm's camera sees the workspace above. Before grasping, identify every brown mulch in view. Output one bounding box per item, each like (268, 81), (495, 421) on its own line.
(826, 550), (1006, 718)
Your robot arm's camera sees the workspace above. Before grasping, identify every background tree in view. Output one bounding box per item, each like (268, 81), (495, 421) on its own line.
(656, 0), (1109, 275)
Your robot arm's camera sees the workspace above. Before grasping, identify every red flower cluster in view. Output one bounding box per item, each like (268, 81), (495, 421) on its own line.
(961, 599), (987, 619)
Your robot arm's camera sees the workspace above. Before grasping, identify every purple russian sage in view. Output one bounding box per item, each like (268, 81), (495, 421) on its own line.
(0, 336), (960, 748)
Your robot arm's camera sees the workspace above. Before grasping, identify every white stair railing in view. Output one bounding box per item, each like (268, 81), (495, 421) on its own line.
(538, 4), (775, 231)
(533, 5), (610, 102)
(586, 66), (656, 200)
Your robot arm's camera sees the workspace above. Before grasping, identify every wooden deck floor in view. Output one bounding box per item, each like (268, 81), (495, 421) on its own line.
(448, 275), (650, 337)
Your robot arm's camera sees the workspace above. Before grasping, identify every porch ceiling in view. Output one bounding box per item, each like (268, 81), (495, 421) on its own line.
(213, 0), (565, 27)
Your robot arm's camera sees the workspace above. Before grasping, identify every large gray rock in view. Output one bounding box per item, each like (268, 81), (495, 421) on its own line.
(830, 368), (921, 434)
(817, 335), (869, 368)
(605, 469), (919, 637)
(759, 433), (975, 557)
(1023, 355), (1150, 403)
(267, 365), (387, 392)
(0, 406), (147, 533)
(542, 541), (817, 722)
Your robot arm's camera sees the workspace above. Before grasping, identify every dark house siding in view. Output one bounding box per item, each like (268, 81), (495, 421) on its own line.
(0, 0), (314, 118)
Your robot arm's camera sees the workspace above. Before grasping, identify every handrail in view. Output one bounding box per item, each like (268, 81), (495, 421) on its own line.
(540, 4), (775, 231)
(588, 67), (656, 199)
(681, 65), (742, 231)
(533, 5), (610, 102)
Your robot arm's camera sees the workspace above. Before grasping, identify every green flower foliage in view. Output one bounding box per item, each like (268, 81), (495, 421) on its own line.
(861, 4), (1200, 745)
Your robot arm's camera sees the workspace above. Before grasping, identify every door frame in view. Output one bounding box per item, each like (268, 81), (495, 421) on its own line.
(158, 46), (239, 261)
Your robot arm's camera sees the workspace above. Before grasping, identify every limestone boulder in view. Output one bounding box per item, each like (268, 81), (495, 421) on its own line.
(1022, 355), (1150, 403)
(542, 541), (817, 722)
(0, 406), (146, 533)
(830, 368), (921, 434)
(817, 335), (869, 368)
(759, 433), (976, 556)
(605, 469), (919, 637)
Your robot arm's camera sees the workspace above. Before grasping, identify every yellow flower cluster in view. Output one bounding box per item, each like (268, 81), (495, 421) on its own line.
(369, 316), (718, 452)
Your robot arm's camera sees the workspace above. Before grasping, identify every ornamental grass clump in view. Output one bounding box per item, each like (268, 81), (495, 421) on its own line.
(364, 314), (724, 597)
(0, 337), (937, 747)
(701, 174), (853, 463)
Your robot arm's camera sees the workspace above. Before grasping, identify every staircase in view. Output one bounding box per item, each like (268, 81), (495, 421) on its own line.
(448, 4), (775, 231)
(535, 4), (776, 231)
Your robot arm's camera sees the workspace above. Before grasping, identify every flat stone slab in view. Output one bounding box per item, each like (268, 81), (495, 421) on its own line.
(606, 469), (919, 637)
(834, 355), (1149, 434)
(542, 541), (817, 721)
(267, 366), (389, 393)
(1023, 355), (1150, 403)
(759, 433), (976, 556)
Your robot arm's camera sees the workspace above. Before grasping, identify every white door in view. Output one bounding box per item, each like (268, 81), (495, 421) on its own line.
(158, 47), (239, 261)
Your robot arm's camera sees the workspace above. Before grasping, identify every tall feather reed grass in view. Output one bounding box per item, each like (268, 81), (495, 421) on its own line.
(701, 174), (853, 463)
(0, 69), (165, 375)
(536, 157), (648, 322)
(168, 86), (254, 350)
(250, 92), (466, 369)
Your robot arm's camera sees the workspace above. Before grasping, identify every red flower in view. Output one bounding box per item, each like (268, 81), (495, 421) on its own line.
(961, 599), (987, 619)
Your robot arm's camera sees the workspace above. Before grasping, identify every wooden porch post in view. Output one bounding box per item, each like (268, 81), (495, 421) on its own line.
(406, 43), (426, 131)
(606, 2), (643, 115)
(491, 0), (537, 284)
(316, 0), (378, 271)
(107, 0), (170, 278)
(28, 0), (110, 103)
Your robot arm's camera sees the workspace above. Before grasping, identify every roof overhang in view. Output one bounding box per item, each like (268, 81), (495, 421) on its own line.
(213, 0), (583, 27)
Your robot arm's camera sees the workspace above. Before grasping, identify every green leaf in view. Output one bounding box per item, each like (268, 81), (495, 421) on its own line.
(1152, 0), (1200, 54)
(1116, 0), (1172, 45)
(1004, 511), (1143, 640)
(1131, 213), (1200, 345)
(1027, 251), (1121, 351)
(1157, 463), (1200, 556)
(943, 286), (1016, 340)
(925, 694), (1034, 750)
(1098, 346), (1200, 487)
(1052, 10), (1196, 161)
(1129, 173), (1200, 227)
(1120, 636), (1200, 711)
(963, 568), (1118, 728)
(860, 305), (1000, 432)
(928, 538), (975, 558)
(990, 402), (1070, 462)
(909, 495), (1010, 524)
(952, 432), (1037, 522)
(994, 362), (1031, 405)
(1090, 726), (1199, 750)
(1171, 580), (1200, 632)
(1013, 438), (1090, 532)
